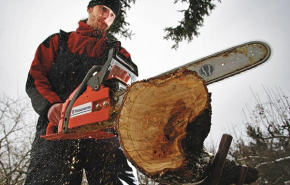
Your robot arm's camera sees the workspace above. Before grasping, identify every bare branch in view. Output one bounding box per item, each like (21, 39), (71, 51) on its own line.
(255, 156), (290, 169)
(0, 94), (35, 184)
(225, 87), (290, 184)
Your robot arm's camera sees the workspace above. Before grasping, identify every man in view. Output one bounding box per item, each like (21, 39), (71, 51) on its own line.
(25, 0), (137, 184)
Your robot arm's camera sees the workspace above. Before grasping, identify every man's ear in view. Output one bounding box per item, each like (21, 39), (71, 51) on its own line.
(87, 7), (92, 13)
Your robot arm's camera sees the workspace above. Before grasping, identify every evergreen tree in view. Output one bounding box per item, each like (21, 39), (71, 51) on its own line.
(107, 0), (220, 49)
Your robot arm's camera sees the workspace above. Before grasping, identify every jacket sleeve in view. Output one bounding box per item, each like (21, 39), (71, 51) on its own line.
(26, 33), (62, 116)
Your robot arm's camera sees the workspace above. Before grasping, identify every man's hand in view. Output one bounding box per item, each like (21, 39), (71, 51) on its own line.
(47, 103), (63, 126)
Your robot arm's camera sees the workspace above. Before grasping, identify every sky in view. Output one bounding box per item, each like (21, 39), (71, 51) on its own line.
(0, 0), (289, 146)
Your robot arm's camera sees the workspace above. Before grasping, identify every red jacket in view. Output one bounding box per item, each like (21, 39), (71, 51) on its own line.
(26, 21), (131, 116)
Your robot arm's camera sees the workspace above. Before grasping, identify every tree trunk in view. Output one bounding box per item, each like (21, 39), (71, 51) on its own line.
(117, 69), (212, 183)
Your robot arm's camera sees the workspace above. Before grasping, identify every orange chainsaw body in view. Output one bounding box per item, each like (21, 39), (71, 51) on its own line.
(41, 85), (116, 140)
(66, 86), (111, 129)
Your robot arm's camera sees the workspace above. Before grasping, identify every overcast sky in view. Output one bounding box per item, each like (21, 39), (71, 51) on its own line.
(0, 0), (289, 145)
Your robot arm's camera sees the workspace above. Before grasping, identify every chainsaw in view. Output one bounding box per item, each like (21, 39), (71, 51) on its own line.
(41, 41), (271, 140)
(41, 48), (138, 140)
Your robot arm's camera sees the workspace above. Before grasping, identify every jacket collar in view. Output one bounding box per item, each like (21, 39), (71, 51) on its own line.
(76, 21), (106, 38)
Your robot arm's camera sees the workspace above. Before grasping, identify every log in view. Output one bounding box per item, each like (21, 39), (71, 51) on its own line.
(117, 69), (213, 183)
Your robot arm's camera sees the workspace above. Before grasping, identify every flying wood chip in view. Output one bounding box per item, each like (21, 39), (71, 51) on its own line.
(117, 69), (212, 183)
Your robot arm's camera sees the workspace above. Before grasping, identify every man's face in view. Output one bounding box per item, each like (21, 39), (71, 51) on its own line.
(87, 5), (116, 32)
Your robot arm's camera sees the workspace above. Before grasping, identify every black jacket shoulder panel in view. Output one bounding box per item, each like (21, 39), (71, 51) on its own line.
(41, 33), (59, 48)
(41, 30), (73, 49)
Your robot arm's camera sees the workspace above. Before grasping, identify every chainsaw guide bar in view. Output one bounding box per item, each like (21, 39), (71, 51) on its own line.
(156, 41), (271, 85)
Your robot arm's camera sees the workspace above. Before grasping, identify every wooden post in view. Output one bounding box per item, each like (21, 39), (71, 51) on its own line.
(209, 134), (233, 185)
(236, 165), (248, 185)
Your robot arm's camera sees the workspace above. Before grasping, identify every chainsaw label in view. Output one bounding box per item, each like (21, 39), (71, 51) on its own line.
(70, 102), (92, 118)
(199, 64), (215, 77)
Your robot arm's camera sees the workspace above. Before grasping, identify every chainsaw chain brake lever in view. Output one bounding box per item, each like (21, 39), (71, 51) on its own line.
(87, 48), (115, 91)
(62, 48), (115, 133)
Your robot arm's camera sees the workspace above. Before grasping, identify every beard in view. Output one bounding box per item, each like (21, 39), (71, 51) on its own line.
(87, 16), (109, 33)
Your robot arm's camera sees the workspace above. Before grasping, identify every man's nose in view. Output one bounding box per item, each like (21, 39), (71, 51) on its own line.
(102, 11), (110, 19)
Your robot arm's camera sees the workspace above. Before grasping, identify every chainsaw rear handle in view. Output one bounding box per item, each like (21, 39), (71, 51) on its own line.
(45, 122), (56, 136)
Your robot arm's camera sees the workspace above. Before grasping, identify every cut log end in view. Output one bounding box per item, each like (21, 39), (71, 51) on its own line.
(117, 69), (212, 183)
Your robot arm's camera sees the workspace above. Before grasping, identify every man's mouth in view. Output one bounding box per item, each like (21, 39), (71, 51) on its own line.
(99, 20), (108, 28)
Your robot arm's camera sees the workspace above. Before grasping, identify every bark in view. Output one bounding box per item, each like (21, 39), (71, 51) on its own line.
(117, 69), (212, 183)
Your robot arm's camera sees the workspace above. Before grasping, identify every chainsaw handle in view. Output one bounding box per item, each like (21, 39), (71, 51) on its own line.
(62, 64), (104, 134)
(45, 122), (56, 136)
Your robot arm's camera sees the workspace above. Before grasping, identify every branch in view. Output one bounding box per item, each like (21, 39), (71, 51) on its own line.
(164, 0), (220, 49)
(273, 175), (284, 184)
(255, 156), (290, 169)
(0, 94), (35, 184)
(262, 135), (290, 140)
(237, 156), (268, 161)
